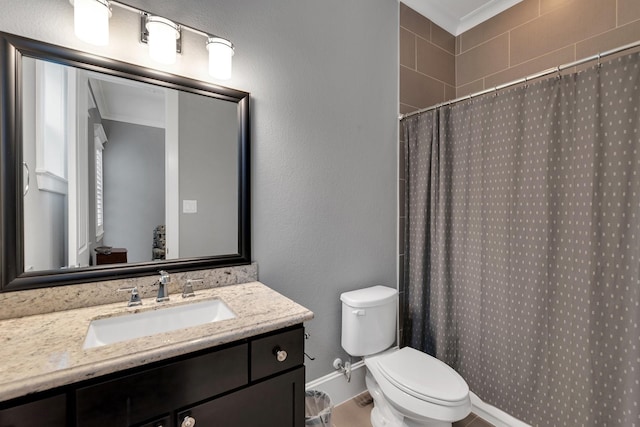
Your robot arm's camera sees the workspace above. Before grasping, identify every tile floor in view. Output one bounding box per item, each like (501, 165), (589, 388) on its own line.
(332, 392), (495, 427)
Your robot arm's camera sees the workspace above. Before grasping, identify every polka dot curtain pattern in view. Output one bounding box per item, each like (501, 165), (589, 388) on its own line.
(401, 52), (640, 427)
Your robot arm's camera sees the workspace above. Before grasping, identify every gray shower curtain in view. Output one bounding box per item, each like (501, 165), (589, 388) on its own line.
(402, 52), (640, 427)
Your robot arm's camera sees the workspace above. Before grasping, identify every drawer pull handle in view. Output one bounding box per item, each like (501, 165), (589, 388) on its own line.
(181, 415), (196, 427)
(273, 346), (288, 362)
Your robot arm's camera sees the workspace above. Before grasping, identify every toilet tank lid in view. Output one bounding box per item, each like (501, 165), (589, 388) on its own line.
(340, 285), (397, 308)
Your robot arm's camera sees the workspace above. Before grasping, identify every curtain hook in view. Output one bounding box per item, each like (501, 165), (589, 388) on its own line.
(524, 76), (528, 88)
(556, 66), (562, 80)
(597, 52), (602, 68)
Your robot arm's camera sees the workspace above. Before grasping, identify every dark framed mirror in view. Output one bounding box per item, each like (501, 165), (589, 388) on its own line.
(0, 32), (250, 292)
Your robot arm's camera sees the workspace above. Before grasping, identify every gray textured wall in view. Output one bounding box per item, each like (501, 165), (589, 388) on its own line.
(1, 0), (399, 382)
(178, 92), (238, 258)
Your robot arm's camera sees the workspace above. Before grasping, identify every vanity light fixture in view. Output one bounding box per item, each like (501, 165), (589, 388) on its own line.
(69, 0), (112, 46)
(69, 1), (236, 79)
(144, 15), (181, 65)
(206, 37), (234, 80)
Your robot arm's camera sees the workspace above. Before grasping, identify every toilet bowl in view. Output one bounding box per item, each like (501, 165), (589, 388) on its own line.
(340, 286), (471, 427)
(365, 347), (470, 426)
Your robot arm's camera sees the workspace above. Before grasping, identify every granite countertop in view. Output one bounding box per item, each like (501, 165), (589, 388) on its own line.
(0, 281), (313, 403)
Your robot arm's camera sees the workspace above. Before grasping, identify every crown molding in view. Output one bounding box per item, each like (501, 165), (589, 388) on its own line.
(401, 0), (523, 36)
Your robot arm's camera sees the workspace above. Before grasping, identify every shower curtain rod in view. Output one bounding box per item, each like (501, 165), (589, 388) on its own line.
(399, 39), (640, 120)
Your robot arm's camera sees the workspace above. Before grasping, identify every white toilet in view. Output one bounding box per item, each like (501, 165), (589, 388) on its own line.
(341, 285), (471, 427)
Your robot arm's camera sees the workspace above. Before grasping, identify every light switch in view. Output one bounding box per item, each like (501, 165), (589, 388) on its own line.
(183, 199), (198, 213)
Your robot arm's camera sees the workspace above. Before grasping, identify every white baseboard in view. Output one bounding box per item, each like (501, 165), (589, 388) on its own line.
(469, 391), (531, 427)
(305, 360), (367, 406)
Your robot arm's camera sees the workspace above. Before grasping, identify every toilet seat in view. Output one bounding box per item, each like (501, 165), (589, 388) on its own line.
(365, 348), (471, 423)
(377, 347), (469, 406)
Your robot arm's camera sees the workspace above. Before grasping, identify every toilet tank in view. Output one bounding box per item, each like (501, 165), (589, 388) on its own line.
(340, 285), (397, 357)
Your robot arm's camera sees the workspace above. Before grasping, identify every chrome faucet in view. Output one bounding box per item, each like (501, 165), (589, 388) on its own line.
(182, 278), (204, 298)
(156, 270), (170, 302)
(118, 286), (142, 307)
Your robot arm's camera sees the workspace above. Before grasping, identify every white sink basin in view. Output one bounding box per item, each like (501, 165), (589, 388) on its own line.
(83, 299), (236, 349)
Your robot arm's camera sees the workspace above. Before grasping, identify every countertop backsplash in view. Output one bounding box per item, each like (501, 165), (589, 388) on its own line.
(0, 263), (258, 321)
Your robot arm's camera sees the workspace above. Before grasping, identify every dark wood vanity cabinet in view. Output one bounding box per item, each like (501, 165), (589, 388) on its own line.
(1, 325), (305, 427)
(173, 330), (307, 427)
(0, 393), (66, 427)
(178, 367), (304, 427)
(76, 343), (250, 426)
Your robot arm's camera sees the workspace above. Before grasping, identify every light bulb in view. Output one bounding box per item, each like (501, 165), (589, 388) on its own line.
(146, 16), (180, 65)
(207, 37), (234, 80)
(71, 0), (111, 46)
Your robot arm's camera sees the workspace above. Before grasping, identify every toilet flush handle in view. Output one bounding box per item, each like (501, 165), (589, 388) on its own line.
(352, 309), (366, 316)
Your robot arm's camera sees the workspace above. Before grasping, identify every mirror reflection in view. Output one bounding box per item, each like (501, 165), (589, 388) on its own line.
(22, 57), (239, 273)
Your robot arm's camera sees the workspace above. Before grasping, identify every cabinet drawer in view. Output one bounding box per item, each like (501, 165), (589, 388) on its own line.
(76, 343), (248, 427)
(0, 394), (66, 427)
(250, 327), (304, 381)
(178, 366), (305, 427)
(138, 415), (170, 427)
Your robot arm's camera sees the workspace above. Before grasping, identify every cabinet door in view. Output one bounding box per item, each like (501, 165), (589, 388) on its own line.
(178, 367), (305, 427)
(76, 343), (248, 427)
(0, 394), (66, 427)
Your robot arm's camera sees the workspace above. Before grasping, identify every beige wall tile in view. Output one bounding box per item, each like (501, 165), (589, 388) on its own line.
(456, 79), (484, 98)
(400, 2), (431, 40)
(400, 66), (445, 109)
(431, 23), (456, 54)
(457, 34), (509, 85)
(484, 45), (575, 88)
(619, 0), (640, 25)
(445, 84), (456, 101)
(402, 0), (627, 114)
(460, 0), (539, 53)
(540, 0), (574, 14)
(400, 27), (416, 69)
(576, 19), (640, 58)
(510, 0), (616, 66)
(400, 103), (418, 115)
(417, 38), (455, 85)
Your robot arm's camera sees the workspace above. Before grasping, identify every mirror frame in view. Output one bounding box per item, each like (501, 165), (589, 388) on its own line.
(0, 32), (251, 292)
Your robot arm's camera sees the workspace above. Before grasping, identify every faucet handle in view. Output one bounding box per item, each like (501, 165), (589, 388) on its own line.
(182, 283), (195, 298)
(117, 287), (142, 307)
(182, 278), (203, 298)
(158, 270), (170, 285)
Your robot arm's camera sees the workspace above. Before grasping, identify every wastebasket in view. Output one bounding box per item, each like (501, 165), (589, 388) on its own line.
(305, 390), (333, 426)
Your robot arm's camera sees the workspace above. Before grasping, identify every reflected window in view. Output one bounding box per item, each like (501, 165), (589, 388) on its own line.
(36, 61), (69, 194)
(94, 126), (106, 240)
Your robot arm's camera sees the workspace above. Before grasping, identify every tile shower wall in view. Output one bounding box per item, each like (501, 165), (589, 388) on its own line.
(399, 4), (456, 344)
(456, 0), (640, 96)
(399, 0), (640, 343)
(399, 3), (456, 115)
(400, 0), (640, 113)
